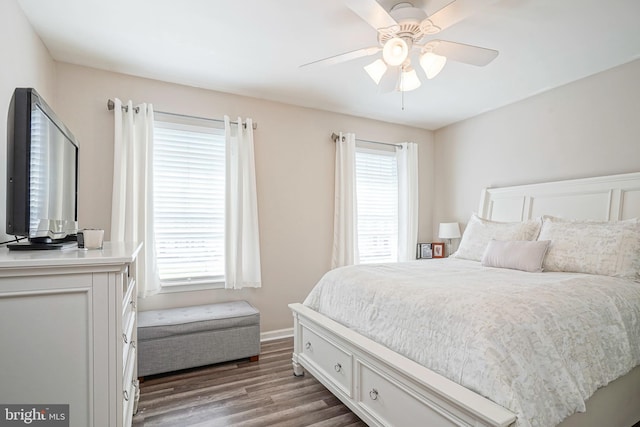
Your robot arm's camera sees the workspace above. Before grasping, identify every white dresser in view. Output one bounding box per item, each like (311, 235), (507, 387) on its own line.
(0, 242), (142, 427)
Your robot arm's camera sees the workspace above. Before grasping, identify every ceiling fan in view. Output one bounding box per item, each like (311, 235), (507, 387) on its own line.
(301, 0), (499, 92)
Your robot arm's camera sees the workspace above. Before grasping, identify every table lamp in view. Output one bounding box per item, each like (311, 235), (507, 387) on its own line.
(438, 222), (461, 257)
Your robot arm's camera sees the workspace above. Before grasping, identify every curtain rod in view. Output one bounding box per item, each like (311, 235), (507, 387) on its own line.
(331, 132), (402, 149)
(106, 99), (258, 130)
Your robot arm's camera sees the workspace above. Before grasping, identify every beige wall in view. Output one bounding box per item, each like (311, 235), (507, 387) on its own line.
(0, 0), (56, 243)
(53, 63), (434, 333)
(433, 58), (640, 236)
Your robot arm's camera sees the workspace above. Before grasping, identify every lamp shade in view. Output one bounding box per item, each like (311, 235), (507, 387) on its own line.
(364, 59), (387, 85)
(398, 66), (421, 92)
(438, 222), (461, 239)
(382, 37), (409, 66)
(420, 52), (447, 79)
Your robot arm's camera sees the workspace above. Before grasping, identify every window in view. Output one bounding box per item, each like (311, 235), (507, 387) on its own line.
(152, 117), (225, 290)
(355, 146), (398, 263)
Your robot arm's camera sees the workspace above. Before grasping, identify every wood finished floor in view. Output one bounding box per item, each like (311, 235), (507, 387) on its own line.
(132, 337), (367, 427)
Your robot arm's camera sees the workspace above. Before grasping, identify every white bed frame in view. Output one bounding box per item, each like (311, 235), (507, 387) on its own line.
(290, 171), (640, 427)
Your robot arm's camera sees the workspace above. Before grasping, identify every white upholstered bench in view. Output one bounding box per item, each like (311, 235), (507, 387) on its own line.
(137, 300), (260, 377)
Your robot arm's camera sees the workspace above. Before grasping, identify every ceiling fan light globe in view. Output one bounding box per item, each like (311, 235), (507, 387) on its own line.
(382, 37), (409, 66)
(364, 59), (388, 85)
(420, 52), (447, 79)
(399, 67), (421, 92)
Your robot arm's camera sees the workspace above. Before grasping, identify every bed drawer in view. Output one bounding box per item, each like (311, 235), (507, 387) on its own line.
(357, 362), (461, 427)
(301, 325), (353, 397)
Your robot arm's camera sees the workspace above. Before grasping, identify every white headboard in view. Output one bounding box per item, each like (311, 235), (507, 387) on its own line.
(479, 172), (640, 222)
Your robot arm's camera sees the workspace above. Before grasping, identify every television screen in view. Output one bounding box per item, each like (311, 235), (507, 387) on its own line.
(6, 88), (79, 249)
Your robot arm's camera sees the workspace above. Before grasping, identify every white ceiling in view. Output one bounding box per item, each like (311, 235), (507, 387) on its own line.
(17, 0), (640, 130)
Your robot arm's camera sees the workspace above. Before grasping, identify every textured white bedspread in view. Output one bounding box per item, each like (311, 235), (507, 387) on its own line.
(303, 259), (640, 427)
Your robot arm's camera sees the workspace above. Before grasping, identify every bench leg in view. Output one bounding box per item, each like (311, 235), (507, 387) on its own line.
(250, 355), (259, 362)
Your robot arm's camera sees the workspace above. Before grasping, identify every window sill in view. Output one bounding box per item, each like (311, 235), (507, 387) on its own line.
(159, 281), (225, 294)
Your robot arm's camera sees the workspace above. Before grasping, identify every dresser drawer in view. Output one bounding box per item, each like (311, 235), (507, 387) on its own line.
(123, 345), (137, 427)
(121, 277), (136, 323)
(357, 362), (459, 427)
(121, 265), (130, 294)
(122, 310), (136, 374)
(301, 325), (352, 397)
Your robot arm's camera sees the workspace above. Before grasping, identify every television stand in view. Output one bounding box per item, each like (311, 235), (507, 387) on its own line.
(0, 242), (142, 427)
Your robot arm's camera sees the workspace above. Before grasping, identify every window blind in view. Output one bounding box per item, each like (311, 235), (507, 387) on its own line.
(355, 147), (399, 263)
(153, 120), (226, 287)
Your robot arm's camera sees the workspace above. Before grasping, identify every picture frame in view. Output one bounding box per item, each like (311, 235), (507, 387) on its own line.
(432, 242), (445, 258)
(417, 243), (432, 259)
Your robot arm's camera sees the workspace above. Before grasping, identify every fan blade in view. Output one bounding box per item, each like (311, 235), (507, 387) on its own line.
(431, 40), (498, 66)
(346, 0), (398, 31)
(300, 46), (381, 68)
(427, 0), (499, 32)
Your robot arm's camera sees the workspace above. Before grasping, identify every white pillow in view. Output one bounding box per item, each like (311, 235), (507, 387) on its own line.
(481, 240), (550, 272)
(538, 216), (640, 280)
(452, 214), (542, 262)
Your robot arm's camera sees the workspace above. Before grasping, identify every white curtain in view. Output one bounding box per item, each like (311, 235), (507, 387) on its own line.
(397, 142), (419, 261)
(224, 116), (262, 289)
(111, 99), (161, 297)
(331, 132), (359, 268)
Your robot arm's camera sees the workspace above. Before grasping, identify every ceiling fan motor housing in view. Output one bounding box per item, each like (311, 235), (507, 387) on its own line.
(378, 2), (439, 46)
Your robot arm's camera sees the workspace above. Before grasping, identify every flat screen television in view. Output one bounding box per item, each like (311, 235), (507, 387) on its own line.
(5, 87), (79, 250)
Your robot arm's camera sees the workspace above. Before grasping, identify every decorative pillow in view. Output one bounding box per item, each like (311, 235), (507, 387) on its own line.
(451, 214), (542, 262)
(538, 216), (640, 280)
(481, 240), (550, 272)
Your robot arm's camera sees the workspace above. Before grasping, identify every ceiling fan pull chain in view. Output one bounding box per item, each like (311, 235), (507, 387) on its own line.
(401, 68), (405, 111)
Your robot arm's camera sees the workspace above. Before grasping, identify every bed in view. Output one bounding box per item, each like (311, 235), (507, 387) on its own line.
(289, 171), (640, 427)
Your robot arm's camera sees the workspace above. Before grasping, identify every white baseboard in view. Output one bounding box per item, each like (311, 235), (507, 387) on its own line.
(260, 327), (293, 342)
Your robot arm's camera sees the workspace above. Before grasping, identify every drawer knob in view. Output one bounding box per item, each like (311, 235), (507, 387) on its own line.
(130, 300), (137, 309)
(122, 333), (128, 344)
(305, 342), (312, 350)
(334, 363), (342, 373)
(369, 388), (379, 401)
(123, 390), (129, 402)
